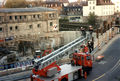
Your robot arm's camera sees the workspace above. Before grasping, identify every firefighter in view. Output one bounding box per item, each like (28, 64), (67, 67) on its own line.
(81, 27), (86, 37)
(88, 41), (92, 53)
(90, 40), (94, 51)
(83, 44), (89, 53)
(89, 25), (93, 38)
(75, 49), (79, 53)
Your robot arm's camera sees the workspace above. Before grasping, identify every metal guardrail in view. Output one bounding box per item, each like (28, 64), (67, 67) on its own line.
(0, 28), (119, 79)
(0, 36), (87, 76)
(0, 60), (33, 71)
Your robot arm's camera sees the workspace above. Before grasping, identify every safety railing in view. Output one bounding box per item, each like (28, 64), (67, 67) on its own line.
(0, 27), (119, 77)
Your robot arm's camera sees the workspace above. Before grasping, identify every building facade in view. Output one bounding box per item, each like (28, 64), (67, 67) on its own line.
(114, 1), (120, 13)
(38, 0), (69, 15)
(62, 2), (87, 23)
(40, 1), (63, 14)
(0, 7), (62, 48)
(83, 0), (115, 19)
(63, 3), (83, 22)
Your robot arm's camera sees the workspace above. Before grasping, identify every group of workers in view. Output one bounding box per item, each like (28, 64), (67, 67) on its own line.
(75, 40), (94, 54)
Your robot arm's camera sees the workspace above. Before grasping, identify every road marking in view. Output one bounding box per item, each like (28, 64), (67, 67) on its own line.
(107, 59), (120, 73)
(98, 61), (107, 65)
(92, 73), (106, 81)
(92, 59), (120, 81)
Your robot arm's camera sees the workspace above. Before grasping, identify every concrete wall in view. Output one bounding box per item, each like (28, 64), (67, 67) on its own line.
(61, 31), (82, 45)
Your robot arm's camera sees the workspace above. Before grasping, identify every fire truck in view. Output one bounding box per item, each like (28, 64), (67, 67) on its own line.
(35, 49), (52, 58)
(31, 36), (93, 81)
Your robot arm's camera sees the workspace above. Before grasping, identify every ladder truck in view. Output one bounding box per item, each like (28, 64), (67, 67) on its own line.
(31, 36), (93, 81)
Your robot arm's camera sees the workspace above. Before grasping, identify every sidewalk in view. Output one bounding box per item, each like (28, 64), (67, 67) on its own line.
(93, 34), (120, 59)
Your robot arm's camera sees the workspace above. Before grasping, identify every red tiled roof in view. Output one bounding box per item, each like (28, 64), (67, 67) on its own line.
(68, 1), (88, 6)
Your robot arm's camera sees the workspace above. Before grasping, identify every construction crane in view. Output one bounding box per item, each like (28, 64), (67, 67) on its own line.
(31, 36), (93, 81)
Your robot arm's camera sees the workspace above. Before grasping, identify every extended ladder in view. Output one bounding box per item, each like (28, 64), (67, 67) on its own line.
(33, 36), (88, 70)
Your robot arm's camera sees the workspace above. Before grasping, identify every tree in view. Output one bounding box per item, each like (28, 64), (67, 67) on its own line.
(87, 12), (98, 28)
(4, 0), (28, 8)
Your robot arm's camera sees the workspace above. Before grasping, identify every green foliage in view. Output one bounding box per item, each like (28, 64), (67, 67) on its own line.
(87, 12), (98, 28)
(4, 0), (28, 8)
(59, 19), (69, 23)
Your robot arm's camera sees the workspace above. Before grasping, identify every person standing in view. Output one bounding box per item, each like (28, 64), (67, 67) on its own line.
(83, 45), (89, 53)
(81, 27), (86, 37)
(90, 40), (94, 51)
(88, 41), (92, 53)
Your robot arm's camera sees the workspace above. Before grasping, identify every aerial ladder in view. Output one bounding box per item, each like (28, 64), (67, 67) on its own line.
(31, 36), (92, 81)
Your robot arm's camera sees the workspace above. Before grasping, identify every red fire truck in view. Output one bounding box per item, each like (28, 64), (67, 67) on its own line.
(31, 37), (93, 81)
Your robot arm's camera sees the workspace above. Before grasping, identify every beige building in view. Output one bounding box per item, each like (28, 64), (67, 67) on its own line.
(0, 7), (62, 48)
(83, 0), (115, 20)
(114, 1), (120, 13)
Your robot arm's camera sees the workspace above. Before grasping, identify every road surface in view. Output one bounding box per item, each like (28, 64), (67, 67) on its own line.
(77, 37), (120, 81)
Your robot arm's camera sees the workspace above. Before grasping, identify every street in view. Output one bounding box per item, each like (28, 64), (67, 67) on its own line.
(77, 37), (120, 81)
(0, 36), (120, 81)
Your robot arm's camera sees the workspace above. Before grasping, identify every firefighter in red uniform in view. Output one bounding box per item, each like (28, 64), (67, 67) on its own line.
(83, 44), (89, 53)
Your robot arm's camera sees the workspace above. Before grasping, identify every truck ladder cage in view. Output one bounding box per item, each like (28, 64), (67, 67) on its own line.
(34, 36), (88, 70)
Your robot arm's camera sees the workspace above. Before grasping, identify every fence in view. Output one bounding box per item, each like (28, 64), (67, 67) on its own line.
(0, 27), (119, 77)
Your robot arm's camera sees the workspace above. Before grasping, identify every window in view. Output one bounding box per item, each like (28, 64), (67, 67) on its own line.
(52, 13), (55, 17)
(24, 15), (26, 19)
(37, 15), (40, 18)
(15, 16), (17, 20)
(15, 26), (18, 30)
(89, 6), (91, 10)
(86, 56), (91, 60)
(0, 27), (2, 32)
(0, 16), (2, 21)
(29, 25), (33, 29)
(117, 10), (119, 13)
(10, 26), (13, 31)
(93, 6), (95, 9)
(81, 56), (84, 60)
(37, 24), (41, 28)
(33, 15), (36, 18)
(9, 16), (12, 20)
(89, 2), (91, 4)
(20, 16), (22, 19)
(49, 14), (52, 17)
(50, 22), (53, 26)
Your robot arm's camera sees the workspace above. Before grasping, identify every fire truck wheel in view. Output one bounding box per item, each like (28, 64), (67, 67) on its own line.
(78, 70), (82, 79)
(71, 60), (75, 66)
(61, 78), (68, 81)
(84, 71), (87, 79)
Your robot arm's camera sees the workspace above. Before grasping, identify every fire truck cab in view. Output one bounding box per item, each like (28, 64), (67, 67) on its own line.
(71, 53), (92, 69)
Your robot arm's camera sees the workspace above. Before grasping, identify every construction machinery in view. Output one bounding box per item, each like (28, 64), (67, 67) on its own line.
(31, 36), (93, 81)
(35, 49), (52, 58)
